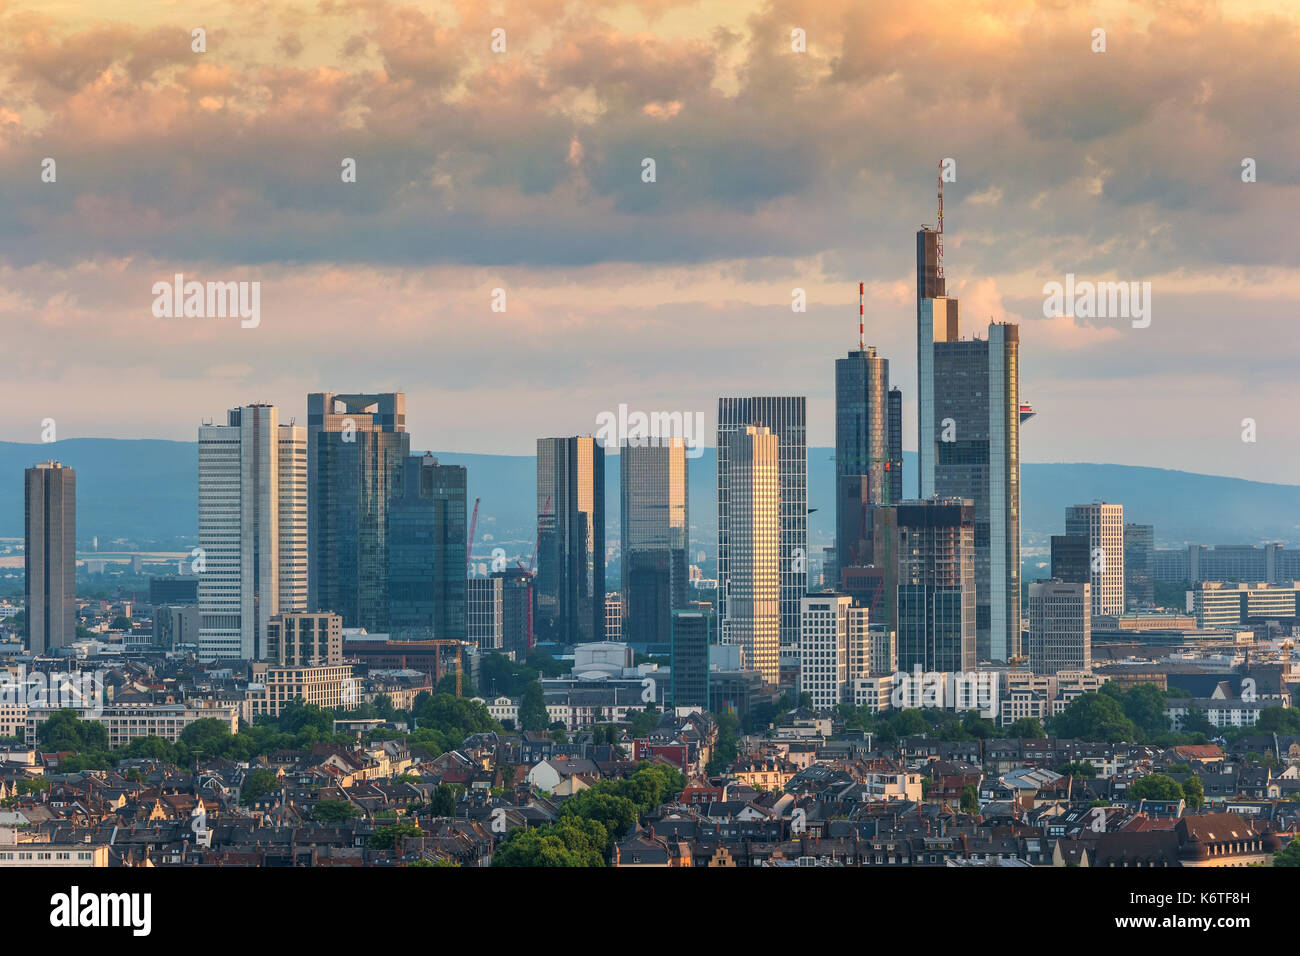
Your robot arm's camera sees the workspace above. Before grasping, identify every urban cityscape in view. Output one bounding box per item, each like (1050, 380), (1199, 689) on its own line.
(0, 0), (1294, 933)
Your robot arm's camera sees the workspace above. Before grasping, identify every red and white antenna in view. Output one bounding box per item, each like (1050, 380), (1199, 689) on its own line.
(858, 281), (865, 350)
(936, 161), (945, 284)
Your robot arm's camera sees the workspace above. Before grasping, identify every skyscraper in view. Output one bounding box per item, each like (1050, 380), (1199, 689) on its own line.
(307, 392), (409, 630)
(917, 226), (1023, 663)
(1066, 503), (1126, 617)
(717, 397), (806, 658)
(198, 404), (306, 661)
(1124, 523), (1155, 607)
(24, 462), (76, 655)
(835, 343), (903, 575)
(387, 454), (467, 641)
(1051, 534), (1091, 584)
(1028, 580), (1091, 675)
(720, 426), (780, 684)
(895, 497), (976, 673)
(536, 437), (605, 644)
(620, 438), (688, 646)
(670, 608), (712, 709)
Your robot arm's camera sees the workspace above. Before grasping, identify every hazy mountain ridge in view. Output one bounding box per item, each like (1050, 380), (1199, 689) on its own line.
(3, 440), (1297, 553)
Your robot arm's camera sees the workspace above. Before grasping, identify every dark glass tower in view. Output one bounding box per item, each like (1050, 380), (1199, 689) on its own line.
(536, 437), (605, 644)
(307, 392), (409, 630)
(1125, 523), (1155, 607)
(670, 608), (712, 709)
(895, 497), (976, 673)
(387, 454), (467, 641)
(835, 347), (903, 574)
(24, 462), (76, 655)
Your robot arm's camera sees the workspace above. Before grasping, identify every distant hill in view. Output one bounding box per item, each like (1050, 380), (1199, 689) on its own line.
(3, 440), (1297, 556)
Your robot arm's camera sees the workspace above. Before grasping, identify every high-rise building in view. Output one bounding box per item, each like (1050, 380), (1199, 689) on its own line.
(468, 570), (533, 657)
(835, 344), (903, 575)
(717, 397), (807, 657)
(1051, 534), (1091, 584)
(720, 426), (780, 684)
(1124, 523), (1155, 607)
(307, 392), (409, 630)
(670, 608), (712, 709)
(799, 594), (857, 711)
(149, 575), (198, 606)
(1028, 581), (1092, 674)
(605, 592), (624, 641)
(895, 497), (976, 673)
(24, 462), (76, 655)
(386, 454), (467, 641)
(917, 220), (1023, 664)
(198, 405), (306, 662)
(536, 437), (605, 644)
(266, 611), (344, 666)
(620, 439), (688, 646)
(1065, 503), (1125, 616)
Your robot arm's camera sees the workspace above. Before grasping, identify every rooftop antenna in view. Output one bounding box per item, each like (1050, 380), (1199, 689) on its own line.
(858, 282), (865, 351)
(935, 161), (945, 285)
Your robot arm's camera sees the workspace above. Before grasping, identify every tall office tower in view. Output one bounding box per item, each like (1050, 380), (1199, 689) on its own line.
(670, 608), (713, 709)
(835, 345), (903, 575)
(1051, 534), (1091, 584)
(717, 397), (806, 657)
(800, 594), (855, 711)
(1065, 503), (1125, 616)
(720, 426), (781, 684)
(620, 439), (688, 646)
(1124, 523), (1155, 607)
(917, 240), (1022, 663)
(24, 462), (76, 655)
(498, 568), (534, 659)
(536, 437), (605, 644)
(1028, 581), (1092, 675)
(307, 392), (409, 630)
(387, 454), (467, 641)
(198, 405), (307, 662)
(896, 498), (976, 673)
(266, 611), (344, 666)
(467, 576), (504, 650)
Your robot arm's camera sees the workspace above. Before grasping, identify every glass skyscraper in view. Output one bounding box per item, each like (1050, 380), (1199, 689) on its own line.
(835, 347), (903, 576)
(536, 437), (605, 644)
(1124, 523), (1155, 607)
(917, 225), (1023, 663)
(717, 396), (807, 658)
(895, 497), (976, 673)
(307, 392), (409, 630)
(720, 426), (780, 684)
(387, 453), (467, 641)
(620, 439), (688, 646)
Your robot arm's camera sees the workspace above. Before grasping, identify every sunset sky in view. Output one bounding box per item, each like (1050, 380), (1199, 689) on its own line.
(1, 0), (1298, 483)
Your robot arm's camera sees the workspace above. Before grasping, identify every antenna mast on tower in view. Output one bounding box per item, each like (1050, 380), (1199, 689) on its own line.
(936, 161), (945, 284)
(858, 282), (865, 350)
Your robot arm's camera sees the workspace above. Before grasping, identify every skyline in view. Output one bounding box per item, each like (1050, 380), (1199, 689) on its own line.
(1, 0), (1298, 484)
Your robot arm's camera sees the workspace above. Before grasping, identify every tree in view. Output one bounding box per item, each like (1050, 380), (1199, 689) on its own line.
(492, 818), (607, 867)
(312, 800), (360, 823)
(1128, 773), (1183, 802)
(110, 615), (133, 631)
(1180, 775), (1205, 810)
(707, 710), (740, 775)
(960, 784), (979, 814)
(37, 709), (109, 754)
(241, 769), (281, 805)
(1122, 684), (1171, 739)
(1050, 692), (1138, 743)
(1274, 837), (1300, 867)
(369, 820), (423, 852)
(1057, 761), (1098, 778)
(428, 784), (457, 817)
(1008, 717), (1045, 739)
(519, 682), (549, 732)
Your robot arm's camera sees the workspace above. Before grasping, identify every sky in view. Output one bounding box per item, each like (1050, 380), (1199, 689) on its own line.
(1, 0), (1298, 483)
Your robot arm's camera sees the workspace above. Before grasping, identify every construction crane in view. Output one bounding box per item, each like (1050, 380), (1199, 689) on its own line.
(525, 495), (551, 575)
(466, 497), (480, 575)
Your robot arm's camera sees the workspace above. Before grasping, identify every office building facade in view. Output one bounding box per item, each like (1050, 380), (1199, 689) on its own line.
(24, 462), (76, 656)
(197, 405), (306, 662)
(1065, 503), (1125, 617)
(717, 397), (807, 657)
(895, 498), (976, 673)
(620, 439), (689, 646)
(670, 608), (712, 709)
(307, 392), (409, 630)
(1028, 581), (1092, 675)
(720, 426), (781, 684)
(536, 437), (605, 644)
(1124, 523), (1155, 607)
(386, 454), (467, 641)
